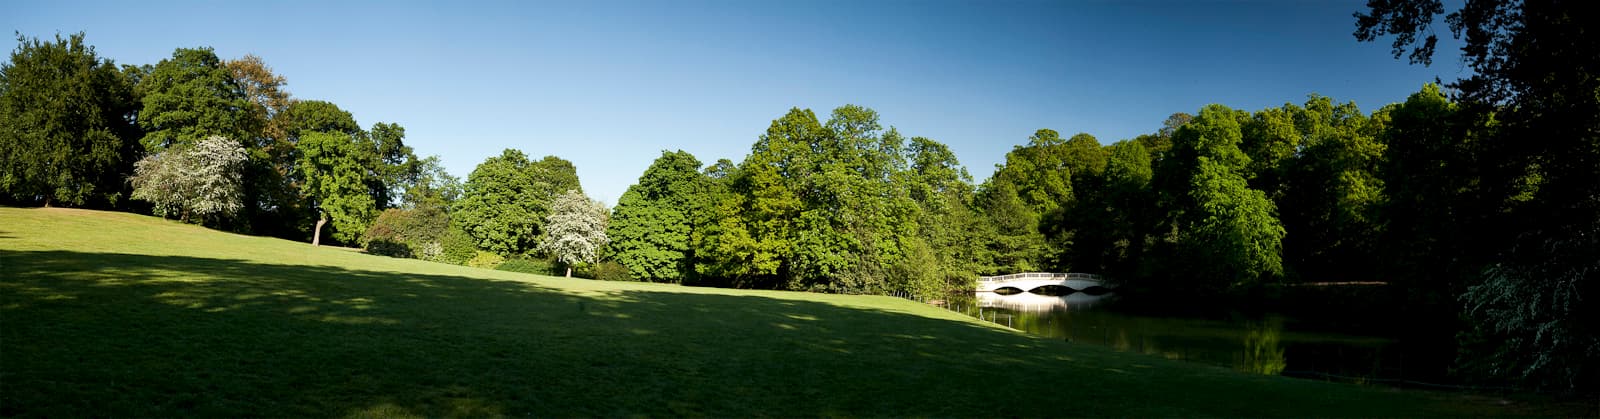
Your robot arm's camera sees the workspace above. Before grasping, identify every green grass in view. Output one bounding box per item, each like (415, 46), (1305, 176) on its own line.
(0, 207), (1579, 417)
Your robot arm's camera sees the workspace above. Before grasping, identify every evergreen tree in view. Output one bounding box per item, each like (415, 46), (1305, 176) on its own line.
(0, 32), (139, 207)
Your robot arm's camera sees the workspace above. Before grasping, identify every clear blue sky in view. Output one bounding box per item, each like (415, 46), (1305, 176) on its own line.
(9, 0), (1465, 204)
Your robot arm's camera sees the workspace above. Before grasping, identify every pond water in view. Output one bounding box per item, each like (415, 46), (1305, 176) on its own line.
(942, 290), (1405, 382)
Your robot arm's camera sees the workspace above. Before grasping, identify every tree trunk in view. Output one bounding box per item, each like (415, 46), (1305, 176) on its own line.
(565, 266), (572, 278)
(313, 215), (328, 246)
(42, 196), (51, 208)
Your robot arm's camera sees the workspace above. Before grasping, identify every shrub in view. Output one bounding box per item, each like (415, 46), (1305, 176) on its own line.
(438, 225), (477, 265)
(594, 261), (633, 282)
(466, 251), (505, 269)
(366, 238), (413, 258)
(496, 257), (554, 275)
(362, 207), (450, 259)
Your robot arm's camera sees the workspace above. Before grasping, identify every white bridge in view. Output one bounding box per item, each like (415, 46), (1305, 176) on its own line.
(976, 272), (1114, 293)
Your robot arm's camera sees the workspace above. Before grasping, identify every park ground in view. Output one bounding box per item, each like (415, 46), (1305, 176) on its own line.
(0, 207), (1587, 417)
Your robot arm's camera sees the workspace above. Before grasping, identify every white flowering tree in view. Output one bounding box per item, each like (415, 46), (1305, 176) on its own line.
(537, 189), (610, 277)
(129, 135), (247, 224)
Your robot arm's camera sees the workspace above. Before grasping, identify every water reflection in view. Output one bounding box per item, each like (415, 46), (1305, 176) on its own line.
(975, 290), (1109, 312)
(947, 291), (1391, 379)
(1239, 318), (1287, 375)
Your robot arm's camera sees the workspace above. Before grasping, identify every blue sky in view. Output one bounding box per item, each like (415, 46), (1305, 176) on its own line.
(9, 0), (1465, 204)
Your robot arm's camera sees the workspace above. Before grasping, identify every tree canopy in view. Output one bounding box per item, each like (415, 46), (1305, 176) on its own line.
(538, 189), (610, 277)
(129, 135), (248, 225)
(0, 32), (138, 207)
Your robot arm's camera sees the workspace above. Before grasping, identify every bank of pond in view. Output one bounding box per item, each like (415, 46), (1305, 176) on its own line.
(938, 287), (1481, 391)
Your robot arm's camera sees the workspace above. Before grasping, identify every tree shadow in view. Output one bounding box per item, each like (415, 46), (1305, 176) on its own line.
(0, 249), (1488, 417)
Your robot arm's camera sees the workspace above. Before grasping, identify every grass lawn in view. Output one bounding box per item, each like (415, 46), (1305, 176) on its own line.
(0, 207), (1581, 417)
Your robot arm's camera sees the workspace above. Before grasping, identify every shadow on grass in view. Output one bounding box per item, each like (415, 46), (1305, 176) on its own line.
(0, 250), (1489, 417)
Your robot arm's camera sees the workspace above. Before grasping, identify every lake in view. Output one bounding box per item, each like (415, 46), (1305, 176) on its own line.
(941, 290), (1407, 383)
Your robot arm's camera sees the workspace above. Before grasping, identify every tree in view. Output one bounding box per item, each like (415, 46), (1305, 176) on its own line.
(710, 109), (817, 284)
(1062, 140), (1156, 278)
(606, 150), (707, 282)
(453, 150), (581, 256)
(1100, 140), (1156, 277)
(136, 47), (248, 152)
(129, 136), (248, 224)
(296, 131), (378, 246)
(0, 32), (139, 207)
(1358, 0), (1600, 392)
(905, 136), (984, 296)
(1270, 95), (1386, 284)
(1163, 104), (1286, 291)
(402, 155), (461, 211)
(226, 54), (291, 151)
(368, 122), (419, 209)
(977, 180), (1044, 274)
(538, 189), (610, 277)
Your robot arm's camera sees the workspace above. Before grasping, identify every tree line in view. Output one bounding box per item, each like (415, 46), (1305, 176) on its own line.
(3, 0), (1594, 393)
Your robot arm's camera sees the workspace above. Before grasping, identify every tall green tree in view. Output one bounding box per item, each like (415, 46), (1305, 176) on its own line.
(136, 47), (248, 152)
(980, 129), (1107, 273)
(368, 122), (418, 209)
(905, 136), (983, 295)
(977, 180), (1045, 274)
(712, 109), (817, 284)
(402, 155), (461, 211)
(1102, 140), (1156, 277)
(691, 158), (769, 286)
(453, 149), (581, 256)
(1271, 96), (1386, 283)
(296, 131), (378, 246)
(0, 32), (139, 207)
(538, 189), (610, 278)
(607, 150), (708, 282)
(1161, 104), (1286, 292)
(1063, 140), (1156, 277)
(1358, 0), (1600, 391)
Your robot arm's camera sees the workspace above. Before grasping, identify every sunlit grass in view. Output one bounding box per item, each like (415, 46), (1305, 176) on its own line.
(0, 207), (1576, 416)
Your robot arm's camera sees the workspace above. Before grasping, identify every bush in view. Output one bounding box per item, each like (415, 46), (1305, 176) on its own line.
(438, 225), (477, 265)
(496, 257), (554, 275)
(466, 251), (504, 269)
(594, 261), (633, 282)
(365, 238), (413, 258)
(362, 207), (450, 259)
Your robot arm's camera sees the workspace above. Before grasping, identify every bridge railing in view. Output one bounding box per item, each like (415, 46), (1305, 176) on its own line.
(976, 272), (1104, 283)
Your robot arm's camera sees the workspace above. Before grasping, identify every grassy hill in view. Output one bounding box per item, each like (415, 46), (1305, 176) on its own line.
(0, 207), (1567, 417)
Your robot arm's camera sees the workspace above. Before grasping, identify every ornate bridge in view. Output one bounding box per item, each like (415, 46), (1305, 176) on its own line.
(976, 272), (1113, 293)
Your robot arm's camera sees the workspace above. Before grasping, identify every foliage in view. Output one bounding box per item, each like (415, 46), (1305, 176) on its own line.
(368, 122), (419, 209)
(438, 224), (478, 265)
(466, 251), (505, 269)
(361, 206), (449, 259)
(403, 155), (461, 211)
(453, 149), (580, 256)
(536, 189), (610, 276)
(0, 32), (139, 207)
(1358, 0), (1600, 392)
(136, 47), (248, 152)
(495, 257), (554, 275)
(606, 150), (706, 283)
(1164, 104), (1286, 291)
(295, 131), (378, 244)
(592, 261), (633, 282)
(129, 136), (249, 224)
(1460, 219), (1600, 391)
